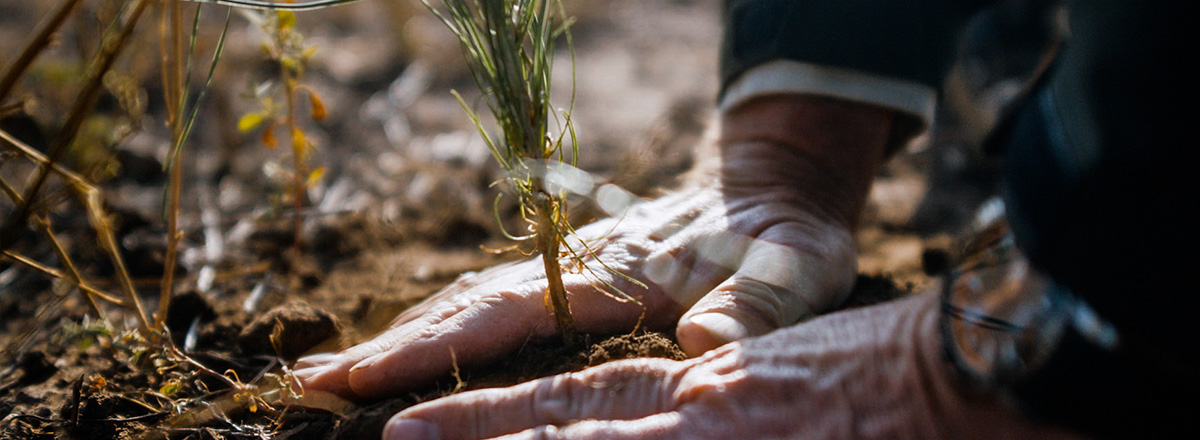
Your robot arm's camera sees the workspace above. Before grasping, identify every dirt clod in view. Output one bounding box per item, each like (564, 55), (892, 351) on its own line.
(237, 302), (341, 360)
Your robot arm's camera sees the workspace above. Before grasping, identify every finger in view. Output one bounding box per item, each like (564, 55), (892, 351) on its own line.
(347, 261), (671, 399)
(295, 311), (448, 398)
(676, 223), (855, 356)
(347, 288), (554, 398)
(299, 251), (660, 399)
(292, 359), (357, 398)
(296, 258), (550, 398)
(562, 263), (684, 333)
(485, 414), (687, 440)
(645, 230), (746, 303)
(384, 359), (680, 440)
(388, 260), (531, 328)
(297, 270), (536, 398)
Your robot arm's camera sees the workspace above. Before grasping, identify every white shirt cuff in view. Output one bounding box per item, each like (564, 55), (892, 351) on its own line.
(720, 60), (938, 129)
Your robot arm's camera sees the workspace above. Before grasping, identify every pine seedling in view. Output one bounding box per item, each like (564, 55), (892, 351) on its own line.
(425, 0), (583, 343)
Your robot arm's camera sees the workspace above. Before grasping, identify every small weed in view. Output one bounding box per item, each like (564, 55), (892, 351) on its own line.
(237, 6), (328, 245)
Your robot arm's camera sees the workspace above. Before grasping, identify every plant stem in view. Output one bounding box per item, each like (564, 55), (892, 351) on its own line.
(159, 143), (183, 329)
(285, 77), (306, 246)
(277, 10), (309, 247)
(534, 190), (574, 343)
(88, 188), (155, 335)
(37, 216), (112, 321)
(0, 249), (125, 307)
(158, 0), (187, 331)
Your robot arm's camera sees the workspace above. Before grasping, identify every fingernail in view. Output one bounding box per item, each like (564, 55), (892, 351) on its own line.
(687, 313), (750, 345)
(350, 352), (386, 373)
(644, 251), (677, 286)
(292, 364), (333, 380)
(296, 352), (339, 366)
(384, 418), (440, 440)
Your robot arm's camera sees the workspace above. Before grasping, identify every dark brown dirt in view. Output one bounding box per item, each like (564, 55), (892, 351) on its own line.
(0, 221), (915, 440)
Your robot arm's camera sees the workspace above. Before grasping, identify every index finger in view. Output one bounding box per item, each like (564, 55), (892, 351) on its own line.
(386, 358), (681, 440)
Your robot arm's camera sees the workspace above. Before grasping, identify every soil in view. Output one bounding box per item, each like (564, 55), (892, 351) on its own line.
(1, 0), (1028, 438)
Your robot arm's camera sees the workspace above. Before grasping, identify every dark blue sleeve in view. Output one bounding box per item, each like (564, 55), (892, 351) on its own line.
(719, 0), (995, 96)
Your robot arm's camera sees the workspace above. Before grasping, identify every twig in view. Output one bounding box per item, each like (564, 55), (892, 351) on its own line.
(0, 101), (23, 119)
(0, 129), (93, 192)
(158, 0), (188, 332)
(36, 215), (118, 320)
(0, 251), (126, 306)
(169, 345), (242, 390)
(9, 410), (171, 423)
(0, 174), (21, 205)
(182, 0), (366, 11)
(0, 0), (86, 103)
(280, 16), (309, 247)
(84, 188), (155, 333)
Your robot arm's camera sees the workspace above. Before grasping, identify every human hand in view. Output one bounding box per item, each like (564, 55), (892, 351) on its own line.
(381, 293), (1083, 440)
(295, 95), (893, 400)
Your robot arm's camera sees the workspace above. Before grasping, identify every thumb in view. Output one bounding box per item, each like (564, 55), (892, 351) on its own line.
(675, 231), (856, 356)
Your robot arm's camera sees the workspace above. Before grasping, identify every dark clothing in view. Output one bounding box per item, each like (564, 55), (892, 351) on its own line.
(721, 0), (1198, 437)
(720, 0), (989, 95)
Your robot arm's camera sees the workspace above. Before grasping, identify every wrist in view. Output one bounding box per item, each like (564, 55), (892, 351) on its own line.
(938, 211), (1178, 439)
(717, 94), (892, 229)
(909, 292), (1079, 440)
(931, 213), (1108, 439)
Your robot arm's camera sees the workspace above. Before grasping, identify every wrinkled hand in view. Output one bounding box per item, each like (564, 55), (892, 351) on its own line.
(296, 96), (892, 400)
(382, 293), (1083, 440)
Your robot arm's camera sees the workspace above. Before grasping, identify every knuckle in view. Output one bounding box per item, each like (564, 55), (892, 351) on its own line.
(716, 278), (788, 328)
(532, 373), (577, 424)
(532, 424), (562, 440)
(469, 401), (488, 438)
